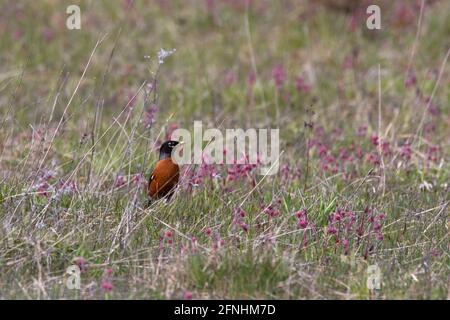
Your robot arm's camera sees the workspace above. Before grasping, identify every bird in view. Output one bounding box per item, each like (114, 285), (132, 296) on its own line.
(147, 140), (182, 205)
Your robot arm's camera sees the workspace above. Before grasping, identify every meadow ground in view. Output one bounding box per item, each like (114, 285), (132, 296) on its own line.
(0, 0), (449, 299)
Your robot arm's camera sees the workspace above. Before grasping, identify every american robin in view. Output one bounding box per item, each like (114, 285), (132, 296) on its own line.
(147, 140), (182, 203)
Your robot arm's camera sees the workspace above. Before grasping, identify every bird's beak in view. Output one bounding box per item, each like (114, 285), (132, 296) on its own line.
(176, 141), (185, 150)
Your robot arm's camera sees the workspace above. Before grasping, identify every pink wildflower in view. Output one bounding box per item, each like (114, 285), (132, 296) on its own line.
(272, 64), (286, 90)
(183, 291), (193, 300)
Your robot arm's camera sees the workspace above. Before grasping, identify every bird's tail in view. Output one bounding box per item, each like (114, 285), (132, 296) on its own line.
(144, 198), (153, 209)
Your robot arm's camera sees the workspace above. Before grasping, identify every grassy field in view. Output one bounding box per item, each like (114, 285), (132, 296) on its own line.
(0, 0), (449, 299)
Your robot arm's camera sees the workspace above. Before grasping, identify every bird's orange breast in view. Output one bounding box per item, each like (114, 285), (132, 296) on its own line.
(148, 158), (180, 199)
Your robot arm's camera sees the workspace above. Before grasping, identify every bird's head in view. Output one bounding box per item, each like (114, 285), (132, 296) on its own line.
(159, 140), (183, 159)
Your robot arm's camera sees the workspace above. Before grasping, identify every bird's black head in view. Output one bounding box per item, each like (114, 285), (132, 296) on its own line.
(159, 140), (180, 159)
